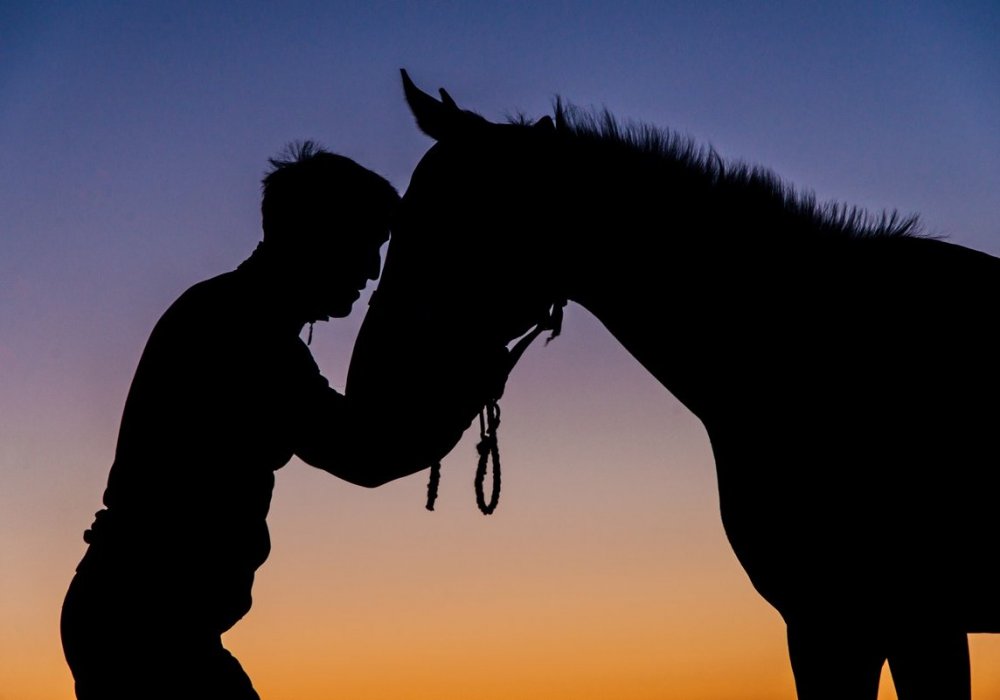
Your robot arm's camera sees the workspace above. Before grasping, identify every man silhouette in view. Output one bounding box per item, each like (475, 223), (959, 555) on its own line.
(61, 143), (478, 699)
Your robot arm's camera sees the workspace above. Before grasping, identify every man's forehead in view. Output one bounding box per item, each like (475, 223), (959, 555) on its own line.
(319, 224), (389, 249)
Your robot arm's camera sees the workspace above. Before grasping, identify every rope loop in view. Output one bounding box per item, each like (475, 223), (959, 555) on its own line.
(474, 400), (502, 515)
(423, 299), (567, 514)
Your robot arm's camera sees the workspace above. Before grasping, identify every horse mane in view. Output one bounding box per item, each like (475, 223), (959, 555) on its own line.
(544, 100), (924, 240)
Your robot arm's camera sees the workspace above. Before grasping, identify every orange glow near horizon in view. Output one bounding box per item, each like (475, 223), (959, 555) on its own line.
(9, 311), (1000, 699)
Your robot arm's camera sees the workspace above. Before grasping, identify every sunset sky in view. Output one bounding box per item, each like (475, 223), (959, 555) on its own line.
(2, 2), (1000, 698)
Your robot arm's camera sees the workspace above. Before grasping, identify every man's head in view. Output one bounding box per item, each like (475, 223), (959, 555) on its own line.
(260, 142), (398, 320)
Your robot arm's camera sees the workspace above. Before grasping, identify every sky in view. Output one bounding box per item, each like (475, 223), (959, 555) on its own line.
(2, 2), (999, 698)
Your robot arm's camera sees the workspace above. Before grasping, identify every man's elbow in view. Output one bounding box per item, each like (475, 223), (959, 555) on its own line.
(298, 452), (412, 488)
(344, 470), (396, 489)
(297, 437), (447, 488)
(349, 460), (430, 488)
(309, 460), (395, 488)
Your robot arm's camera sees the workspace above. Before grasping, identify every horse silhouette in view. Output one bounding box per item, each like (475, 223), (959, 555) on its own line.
(345, 70), (1000, 699)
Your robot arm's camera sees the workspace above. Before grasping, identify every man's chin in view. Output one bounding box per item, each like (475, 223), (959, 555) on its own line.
(331, 292), (361, 318)
(309, 294), (359, 322)
(325, 304), (353, 319)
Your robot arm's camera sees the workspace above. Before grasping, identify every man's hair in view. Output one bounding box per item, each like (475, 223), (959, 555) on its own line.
(260, 140), (399, 244)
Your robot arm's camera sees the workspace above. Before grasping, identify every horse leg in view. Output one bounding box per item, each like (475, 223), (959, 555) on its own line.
(786, 621), (885, 700)
(886, 629), (970, 700)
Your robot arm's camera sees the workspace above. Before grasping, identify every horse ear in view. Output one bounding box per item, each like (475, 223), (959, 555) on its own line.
(534, 115), (555, 131)
(401, 69), (451, 140)
(401, 69), (487, 140)
(438, 87), (458, 110)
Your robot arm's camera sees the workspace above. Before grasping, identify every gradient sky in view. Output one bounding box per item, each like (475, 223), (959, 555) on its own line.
(2, 2), (999, 698)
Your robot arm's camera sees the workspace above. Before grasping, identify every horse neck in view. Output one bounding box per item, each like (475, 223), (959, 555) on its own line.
(558, 155), (835, 423)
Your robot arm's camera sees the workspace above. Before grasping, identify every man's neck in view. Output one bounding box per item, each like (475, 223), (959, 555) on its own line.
(236, 242), (314, 334)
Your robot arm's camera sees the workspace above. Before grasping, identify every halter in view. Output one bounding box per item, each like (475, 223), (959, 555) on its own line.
(425, 299), (567, 514)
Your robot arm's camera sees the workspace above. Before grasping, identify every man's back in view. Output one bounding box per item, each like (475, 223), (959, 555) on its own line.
(86, 264), (339, 628)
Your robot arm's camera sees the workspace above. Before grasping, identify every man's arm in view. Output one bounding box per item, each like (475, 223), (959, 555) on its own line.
(287, 339), (502, 487)
(291, 387), (470, 488)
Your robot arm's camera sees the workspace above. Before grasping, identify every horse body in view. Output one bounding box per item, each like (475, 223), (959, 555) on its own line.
(575, 219), (1000, 629)
(347, 72), (1000, 697)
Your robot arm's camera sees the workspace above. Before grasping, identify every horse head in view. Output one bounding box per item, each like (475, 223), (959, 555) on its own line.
(345, 71), (568, 472)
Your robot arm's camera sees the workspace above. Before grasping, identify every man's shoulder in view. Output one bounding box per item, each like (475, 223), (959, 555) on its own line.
(174, 270), (242, 308)
(139, 271), (246, 350)
(158, 271), (247, 324)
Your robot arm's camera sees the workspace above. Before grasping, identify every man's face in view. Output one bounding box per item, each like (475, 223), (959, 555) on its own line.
(307, 220), (390, 321)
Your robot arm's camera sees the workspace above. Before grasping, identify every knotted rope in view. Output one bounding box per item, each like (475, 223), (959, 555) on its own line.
(425, 299), (567, 514)
(425, 460), (442, 511)
(474, 401), (502, 514)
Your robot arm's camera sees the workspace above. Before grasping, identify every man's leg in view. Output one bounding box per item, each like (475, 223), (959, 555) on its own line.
(62, 569), (260, 700)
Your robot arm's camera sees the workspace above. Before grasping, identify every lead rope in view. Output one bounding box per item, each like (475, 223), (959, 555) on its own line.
(425, 461), (441, 510)
(425, 299), (567, 514)
(424, 401), (501, 513)
(474, 401), (502, 514)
